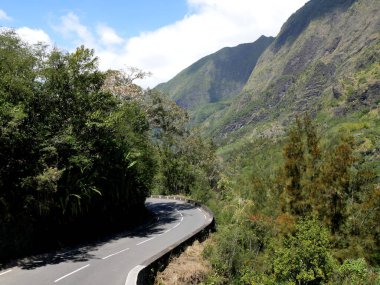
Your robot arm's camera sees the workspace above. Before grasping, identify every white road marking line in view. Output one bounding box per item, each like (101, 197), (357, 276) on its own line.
(159, 208), (184, 236)
(125, 265), (145, 285)
(0, 269), (12, 276)
(102, 248), (129, 260)
(197, 208), (202, 212)
(174, 208), (183, 220)
(54, 264), (90, 283)
(204, 214), (207, 219)
(159, 229), (170, 236)
(162, 220), (182, 234)
(136, 237), (155, 246)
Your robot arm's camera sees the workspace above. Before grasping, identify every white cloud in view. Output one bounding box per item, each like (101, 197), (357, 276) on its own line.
(53, 1), (309, 88)
(117, 0), (309, 87)
(54, 12), (95, 48)
(0, 9), (12, 21)
(16, 27), (52, 45)
(96, 24), (124, 46)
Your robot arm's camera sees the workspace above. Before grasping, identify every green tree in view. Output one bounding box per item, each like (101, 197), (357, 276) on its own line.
(0, 31), (156, 261)
(101, 71), (219, 198)
(273, 219), (335, 285)
(283, 116), (306, 215)
(333, 258), (371, 285)
(283, 114), (321, 216)
(319, 135), (356, 233)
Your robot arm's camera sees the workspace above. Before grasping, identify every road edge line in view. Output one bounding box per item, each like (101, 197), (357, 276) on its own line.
(133, 196), (215, 284)
(125, 265), (145, 285)
(0, 269), (12, 276)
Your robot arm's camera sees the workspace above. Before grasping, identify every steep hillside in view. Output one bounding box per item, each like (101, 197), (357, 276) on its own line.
(155, 36), (274, 124)
(152, 1), (380, 282)
(204, 0), (379, 154)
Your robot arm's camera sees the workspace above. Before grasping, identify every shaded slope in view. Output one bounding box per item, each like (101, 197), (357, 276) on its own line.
(155, 36), (274, 123)
(207, 0), (379, 151)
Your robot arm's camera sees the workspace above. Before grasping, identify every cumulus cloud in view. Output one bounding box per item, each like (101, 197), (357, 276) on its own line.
(119, 0), (309, 87)
(0, 9), (12, 21)
(16, 27), (52, 45)
(96, 24), (124, 46)
(54, 12), (95, 48)
(53, 1), (309, 88)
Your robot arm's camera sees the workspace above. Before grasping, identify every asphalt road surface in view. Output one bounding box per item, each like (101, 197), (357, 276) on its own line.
(0, 197), (212, 285)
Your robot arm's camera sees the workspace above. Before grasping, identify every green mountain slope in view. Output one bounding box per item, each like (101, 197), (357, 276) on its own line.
(197, 0), (380, 282)
(204, 0), (379, 155)
(155, 36), (274, 124)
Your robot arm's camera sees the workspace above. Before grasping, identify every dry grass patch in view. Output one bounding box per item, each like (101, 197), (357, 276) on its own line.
(155, 239), (211, 285)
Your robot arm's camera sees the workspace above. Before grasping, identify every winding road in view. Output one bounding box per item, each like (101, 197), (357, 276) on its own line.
(0, 197), (213, 285)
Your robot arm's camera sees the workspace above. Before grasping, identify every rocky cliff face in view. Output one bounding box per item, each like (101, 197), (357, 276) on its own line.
(207, 0), (379, 145)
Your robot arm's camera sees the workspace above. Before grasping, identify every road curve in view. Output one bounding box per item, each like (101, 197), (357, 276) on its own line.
(0, 197), (213, 285)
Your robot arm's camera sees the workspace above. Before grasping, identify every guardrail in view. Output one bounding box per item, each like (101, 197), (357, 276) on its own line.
(134, 195), (215, 285)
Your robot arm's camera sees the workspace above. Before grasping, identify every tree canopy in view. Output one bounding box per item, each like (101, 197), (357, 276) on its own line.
(0, 31), (217, 262)
(0, 31), (156, 260)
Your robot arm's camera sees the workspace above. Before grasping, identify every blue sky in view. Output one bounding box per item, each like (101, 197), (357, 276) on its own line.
(1, 0), (188, 46)
(0, 0), (309, 87)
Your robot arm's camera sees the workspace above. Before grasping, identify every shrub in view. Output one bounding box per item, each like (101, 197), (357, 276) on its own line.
(333, 258), (370, 285)
(272, 218), (335, 285)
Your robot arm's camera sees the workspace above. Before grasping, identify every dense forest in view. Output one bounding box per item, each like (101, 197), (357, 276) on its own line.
(203, 115), (379, 284)
(0, 30), (216, 262)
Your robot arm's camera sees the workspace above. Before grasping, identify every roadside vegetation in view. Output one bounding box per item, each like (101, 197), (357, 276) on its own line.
(201, 114), (379, 284)
(0, 31), (216, 263)
(155, 240), (212, 285)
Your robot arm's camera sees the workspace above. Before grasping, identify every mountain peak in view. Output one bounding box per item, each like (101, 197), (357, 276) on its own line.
(273, 0), (357, 51)
(155, 35), (274, 124)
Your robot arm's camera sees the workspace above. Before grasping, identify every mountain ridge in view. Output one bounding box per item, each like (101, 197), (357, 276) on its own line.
(155, 35), (274, 124)
(203, 0), (379, 150)
(154, 0), (379, 168)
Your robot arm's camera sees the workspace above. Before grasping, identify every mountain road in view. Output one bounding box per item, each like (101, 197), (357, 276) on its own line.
(0, 197), (213, 285)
